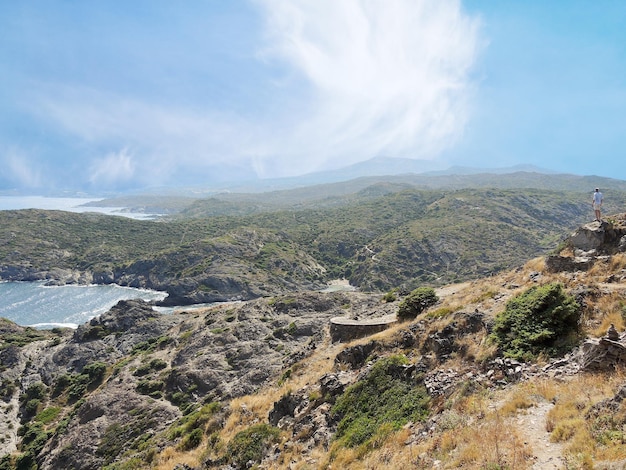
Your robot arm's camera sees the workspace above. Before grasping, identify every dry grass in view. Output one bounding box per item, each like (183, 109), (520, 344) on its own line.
(608, 252), (626, 271)
(524, 256), (548, 272)
(440, 411), (532, 469)
(499, 388), (536, 416)
(154, 445), (206, 470)
(155, 250), (626, 470)
(543, 372), (626, 462)
(588, 292), (626, 337)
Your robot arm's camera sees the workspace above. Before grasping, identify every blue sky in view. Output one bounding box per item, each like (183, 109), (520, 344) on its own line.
(1, 0), (625, 192)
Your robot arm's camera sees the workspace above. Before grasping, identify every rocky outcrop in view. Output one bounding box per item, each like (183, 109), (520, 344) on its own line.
(545, 254), (595, 272)
(568, 215), (626, 254)
(0, 290), (391, 468)
(546, 214), (626, 274)
(580, 329), (626, 371)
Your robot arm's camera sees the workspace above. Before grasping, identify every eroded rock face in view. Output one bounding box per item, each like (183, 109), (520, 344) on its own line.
(580, 334), (626, 371)
(545, 255), (594, 273)
(568, 216), (626, 254)
(0, 290), (388, 468)
(569, 221), (610, 251)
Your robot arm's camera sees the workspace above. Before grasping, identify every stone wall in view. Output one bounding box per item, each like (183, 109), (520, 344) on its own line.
(329, 315), (397, 343)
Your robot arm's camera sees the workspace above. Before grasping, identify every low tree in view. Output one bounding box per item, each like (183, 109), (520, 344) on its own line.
(490, 282), (580, 361)
(397, 287), (439, 320)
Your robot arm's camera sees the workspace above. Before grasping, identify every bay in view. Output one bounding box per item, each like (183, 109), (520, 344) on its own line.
(0, 281), (167, 329)
(0, 196), (159, 220)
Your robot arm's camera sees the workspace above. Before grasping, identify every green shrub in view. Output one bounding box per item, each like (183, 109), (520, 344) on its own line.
(0, 378), (17, 402)
(490, 282), (580, 361)
(179, 428), (203, 450)
(51, 374), (72, 397)
(331, 355), (430, 448)
(225, 423), (280, 468)
(83, 362), (107, 383)
(397, 287), (439, 320)
(17, 421), (50, 465)
(133, 358), (166, 377)
(24, 399), (41, 417)
(64, 362), (108, 403)
(35, 406), (61, 424)
(136, 380), (163, 395)
(22, 382), (46, 402)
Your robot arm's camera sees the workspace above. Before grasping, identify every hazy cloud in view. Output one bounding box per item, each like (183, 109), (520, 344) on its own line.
(1, 147), (42, 188)
(88, 148), (136, 188)
(25, 0), (482, 187)
(254, 0), (482, 175)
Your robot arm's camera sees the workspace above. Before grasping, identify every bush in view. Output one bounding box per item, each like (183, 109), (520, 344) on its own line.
(52, 374), (72, 397)
(226, 424), (280, 468)
(179, 428), (203, 450)
(490, 282), (580, 361)
(83, 362), (107, 383)
(136, 380), (163, 395)
(0, 378), (17, 402)
(22, 382), (46, 402)
(397, 287), (439, 320)
(331, 355), (430, 448)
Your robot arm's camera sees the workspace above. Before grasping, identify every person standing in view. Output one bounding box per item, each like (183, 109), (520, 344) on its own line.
(592, 188), (603, 221)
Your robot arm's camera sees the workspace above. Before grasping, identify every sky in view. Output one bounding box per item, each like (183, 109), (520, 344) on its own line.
(1, 0), (625, 193)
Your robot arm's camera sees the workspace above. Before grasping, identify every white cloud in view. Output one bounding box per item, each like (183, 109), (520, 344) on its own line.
(254, 0), (482, 174)
(29, 0), (482, 186)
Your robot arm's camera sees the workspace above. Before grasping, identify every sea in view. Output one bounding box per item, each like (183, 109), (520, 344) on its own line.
(0, 196), (167, 328)
(0, 281), (167, 329)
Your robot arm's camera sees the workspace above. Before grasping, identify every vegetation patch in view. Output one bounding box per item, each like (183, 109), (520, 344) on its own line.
(133, 358), (168, 377)
(224, 423), (281, 468)
(490, 282), (581, 361)
(397, 287), (439, 320)
(331, 355), (430, 449)
(97, 416), (156, 466)
(58, 362), (108, 403)
(34, 406), (61, 425)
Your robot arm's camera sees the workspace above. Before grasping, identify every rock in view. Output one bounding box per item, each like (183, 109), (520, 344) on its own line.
(607, 324), (620, 341)
(567, 218), (626, 254)
(545, 255), (594, 273)
(269, 393), (301, 426)
(569, 222), (609, 251)
(319, 373), (345, 399)
(334, 341), (379, 369)
(580, 336), (626, 371)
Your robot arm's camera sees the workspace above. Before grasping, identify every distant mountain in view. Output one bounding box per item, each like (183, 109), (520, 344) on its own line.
(423, 163), (559, 176)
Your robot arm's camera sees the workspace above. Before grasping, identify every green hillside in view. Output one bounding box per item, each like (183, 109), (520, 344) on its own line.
(2, 186), (620, 302)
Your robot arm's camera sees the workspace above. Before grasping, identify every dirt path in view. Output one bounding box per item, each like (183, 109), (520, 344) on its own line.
(513, 399), (566, 469)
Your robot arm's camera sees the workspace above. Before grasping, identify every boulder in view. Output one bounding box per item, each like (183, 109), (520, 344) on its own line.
(545, 255), (594, 273)
(569, 221), (609, 251)
(580, 331), (626, 371)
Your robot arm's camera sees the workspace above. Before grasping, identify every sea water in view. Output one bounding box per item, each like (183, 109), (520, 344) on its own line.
(0, 196), (171, 328)
(0, 281), (167, 329)
(0, 196), (159, 220)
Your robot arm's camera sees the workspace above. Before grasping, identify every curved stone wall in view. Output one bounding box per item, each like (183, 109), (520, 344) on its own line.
(329, 314), (397, 343)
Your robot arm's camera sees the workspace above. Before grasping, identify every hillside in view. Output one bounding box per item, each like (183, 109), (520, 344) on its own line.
(1, 216), (626, 469)
(3, 187), (625, 304)
(90, 166), (626, 214)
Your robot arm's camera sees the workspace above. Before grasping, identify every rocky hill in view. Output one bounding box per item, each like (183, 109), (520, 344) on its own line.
(2, 215), (626, 469)
(3, 186), (624, 305)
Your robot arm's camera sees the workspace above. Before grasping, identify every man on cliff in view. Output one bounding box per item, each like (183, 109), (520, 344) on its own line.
(592, 188), (603, 222)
